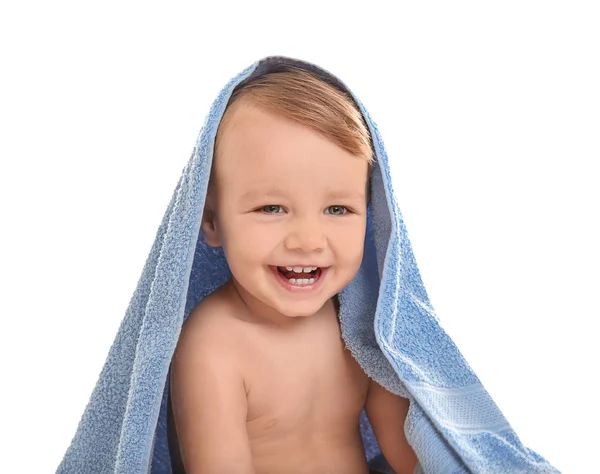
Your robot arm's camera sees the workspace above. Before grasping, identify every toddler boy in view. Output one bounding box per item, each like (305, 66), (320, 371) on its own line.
(169, 66), (418, 474)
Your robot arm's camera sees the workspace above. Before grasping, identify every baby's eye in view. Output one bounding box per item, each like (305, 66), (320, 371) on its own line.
(325, 205), (349, 216)
(260, 205), (284, 214)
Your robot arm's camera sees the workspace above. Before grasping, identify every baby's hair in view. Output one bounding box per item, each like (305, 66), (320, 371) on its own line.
(214, 65), (374, 168)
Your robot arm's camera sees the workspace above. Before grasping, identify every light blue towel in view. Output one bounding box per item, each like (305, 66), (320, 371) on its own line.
(56, 55), (560, 474)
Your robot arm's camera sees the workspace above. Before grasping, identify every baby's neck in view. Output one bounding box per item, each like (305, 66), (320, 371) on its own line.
(223, 278), (336, 330)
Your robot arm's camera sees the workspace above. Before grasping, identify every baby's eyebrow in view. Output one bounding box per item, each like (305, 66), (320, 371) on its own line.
(240, 187), (365, 202)
(240, 187), (287, 201)
(326, 190), (365, 202)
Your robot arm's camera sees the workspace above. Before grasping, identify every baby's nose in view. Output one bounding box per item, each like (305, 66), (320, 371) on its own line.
(284, 219), (327, 252)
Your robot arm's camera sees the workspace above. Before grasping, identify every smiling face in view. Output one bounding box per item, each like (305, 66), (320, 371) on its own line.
(202, 98), (369, 323)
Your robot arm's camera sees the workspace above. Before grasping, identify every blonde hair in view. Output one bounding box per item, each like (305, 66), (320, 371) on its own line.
(214, 66), (374, 167)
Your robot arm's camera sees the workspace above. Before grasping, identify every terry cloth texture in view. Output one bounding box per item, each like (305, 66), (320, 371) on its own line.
(56, 55), (560, 474)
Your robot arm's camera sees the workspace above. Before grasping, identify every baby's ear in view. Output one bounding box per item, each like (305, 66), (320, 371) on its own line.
(200, 198), (221, 247)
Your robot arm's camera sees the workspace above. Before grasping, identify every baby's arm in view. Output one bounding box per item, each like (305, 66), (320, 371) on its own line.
(170, 315), (255, 474)
(365, 379), (419, 474)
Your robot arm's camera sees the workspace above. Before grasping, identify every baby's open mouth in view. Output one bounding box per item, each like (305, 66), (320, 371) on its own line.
(275, 266), (322, 285)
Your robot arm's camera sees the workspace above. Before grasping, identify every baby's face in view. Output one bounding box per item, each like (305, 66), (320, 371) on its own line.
(204, 99), (369, 321)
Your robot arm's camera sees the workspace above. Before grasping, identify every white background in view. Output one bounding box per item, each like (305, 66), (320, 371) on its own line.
(1, 1), (598, 473)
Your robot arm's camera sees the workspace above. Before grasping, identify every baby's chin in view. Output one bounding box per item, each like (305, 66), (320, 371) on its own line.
(279, 308), (321, 318)
(273, 298), (332, 319)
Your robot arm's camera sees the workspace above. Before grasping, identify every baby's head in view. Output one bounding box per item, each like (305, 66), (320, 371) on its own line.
(201, 65), (374, 321)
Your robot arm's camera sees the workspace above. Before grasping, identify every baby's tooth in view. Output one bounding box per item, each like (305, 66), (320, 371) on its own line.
(286, 266), (294, 271)
(287, 277), (316, 285)
(302, 267), (313, 273)
(293, 266), (303, 273)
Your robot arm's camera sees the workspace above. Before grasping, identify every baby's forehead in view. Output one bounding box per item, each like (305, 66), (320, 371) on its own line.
(211, 98), (369, 193)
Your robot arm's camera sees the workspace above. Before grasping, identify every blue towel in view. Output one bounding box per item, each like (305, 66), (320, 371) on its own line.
(56, 55), (560, 474)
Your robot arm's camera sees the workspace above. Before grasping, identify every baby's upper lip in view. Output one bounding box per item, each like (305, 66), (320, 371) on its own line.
(274, 264), (326, 268)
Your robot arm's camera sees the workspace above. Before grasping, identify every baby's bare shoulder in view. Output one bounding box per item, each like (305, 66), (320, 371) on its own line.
(171, 289), (250, 399)
(170, 289), (255, 472)
(179, 288), (246, 353)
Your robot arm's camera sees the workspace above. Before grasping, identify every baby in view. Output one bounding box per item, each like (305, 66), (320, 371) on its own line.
(169, 66), (418, 474)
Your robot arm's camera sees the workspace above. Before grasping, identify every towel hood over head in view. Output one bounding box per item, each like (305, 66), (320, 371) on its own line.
(57, 55), (560, 474)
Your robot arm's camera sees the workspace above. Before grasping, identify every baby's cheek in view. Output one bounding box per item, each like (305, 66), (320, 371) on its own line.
(342, 234), (366, 271)
(240, 230), (273, 255)
(230, 231), (272, 266)
(337, 227), (365, 252)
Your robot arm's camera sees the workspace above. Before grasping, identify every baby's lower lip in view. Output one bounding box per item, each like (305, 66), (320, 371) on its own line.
(269, 266), (327, 293)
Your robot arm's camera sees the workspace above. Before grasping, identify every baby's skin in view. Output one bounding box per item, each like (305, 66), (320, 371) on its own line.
(169, 97), (418, 473)
(172, 281), (372, 473)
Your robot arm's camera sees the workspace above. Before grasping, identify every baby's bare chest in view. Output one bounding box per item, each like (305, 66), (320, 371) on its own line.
(243, 314), (369, 438)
